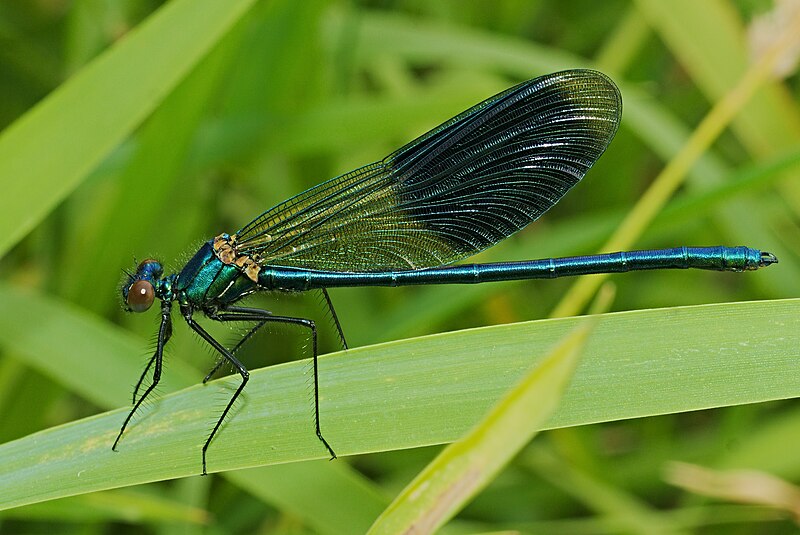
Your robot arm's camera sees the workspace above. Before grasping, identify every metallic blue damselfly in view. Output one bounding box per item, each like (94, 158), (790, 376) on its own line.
(115, 70), (777, 475)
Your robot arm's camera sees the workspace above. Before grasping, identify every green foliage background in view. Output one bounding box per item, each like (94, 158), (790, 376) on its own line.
(0, 0), (799, 533)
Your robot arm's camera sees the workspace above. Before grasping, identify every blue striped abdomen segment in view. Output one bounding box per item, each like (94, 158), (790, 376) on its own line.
(260, 246), (770, 291)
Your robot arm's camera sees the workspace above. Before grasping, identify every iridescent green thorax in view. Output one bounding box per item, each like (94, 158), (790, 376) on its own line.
(174, 239), (257, 307)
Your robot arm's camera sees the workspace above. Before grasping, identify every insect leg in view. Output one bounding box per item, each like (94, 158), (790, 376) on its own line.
(180, 308), (250, 476)
(209, 306), (337, 461)
(131, 316), (172, 403)
(321, 288), (348, 350)
(202, 310), (272, 383)
(113, 300), (172, 451)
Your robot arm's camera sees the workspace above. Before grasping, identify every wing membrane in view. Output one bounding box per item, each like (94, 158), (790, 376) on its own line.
(235, 70), (622, 272)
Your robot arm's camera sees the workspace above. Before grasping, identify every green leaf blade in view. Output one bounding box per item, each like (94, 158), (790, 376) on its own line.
(0, 297), (797, 511)
(0, 0), (257, 256)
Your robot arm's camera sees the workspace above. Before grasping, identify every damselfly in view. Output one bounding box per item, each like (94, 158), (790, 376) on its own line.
(115, 70), (777, 475)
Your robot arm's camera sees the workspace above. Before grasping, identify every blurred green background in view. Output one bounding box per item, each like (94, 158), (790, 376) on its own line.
(0, 0), (799, 533)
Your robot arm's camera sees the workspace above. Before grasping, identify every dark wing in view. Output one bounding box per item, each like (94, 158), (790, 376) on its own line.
(235, 69), (622, 272)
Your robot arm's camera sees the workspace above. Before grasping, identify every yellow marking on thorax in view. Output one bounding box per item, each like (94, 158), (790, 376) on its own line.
(213, 234), (261, 283)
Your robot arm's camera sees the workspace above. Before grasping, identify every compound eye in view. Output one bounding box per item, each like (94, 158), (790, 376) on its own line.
(127, 280), (155, 312)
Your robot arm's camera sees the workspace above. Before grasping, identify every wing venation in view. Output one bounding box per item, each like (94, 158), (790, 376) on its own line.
(235, 70), (622, 272)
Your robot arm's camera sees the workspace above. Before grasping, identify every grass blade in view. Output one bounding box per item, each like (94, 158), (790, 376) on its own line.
(0, 0), (257, 256)
(0, 295), (797, 510)
(368, 310), (597, 533)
